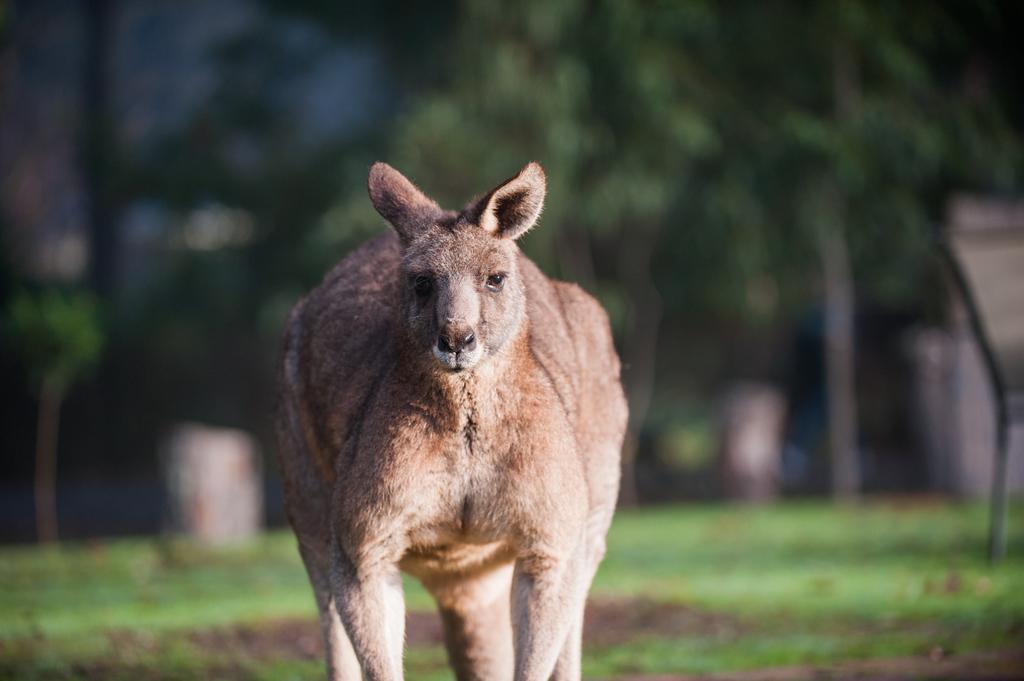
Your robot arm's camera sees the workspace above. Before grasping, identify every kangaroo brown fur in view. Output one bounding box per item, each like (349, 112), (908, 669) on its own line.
(276, 161), (627, 681)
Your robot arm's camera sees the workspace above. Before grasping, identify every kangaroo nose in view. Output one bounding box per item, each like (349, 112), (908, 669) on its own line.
(438, 328), (477, 354)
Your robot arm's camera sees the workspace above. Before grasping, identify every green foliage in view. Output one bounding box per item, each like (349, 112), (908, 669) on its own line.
(654, 417), (715, 471)
(5, 289), (104, 394)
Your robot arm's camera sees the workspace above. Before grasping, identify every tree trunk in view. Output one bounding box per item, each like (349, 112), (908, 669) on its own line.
(818, 39), (862, 501)
(35, 375), (64, 544)
(617, 228), (663, 506)
(818, 220), (859, 500)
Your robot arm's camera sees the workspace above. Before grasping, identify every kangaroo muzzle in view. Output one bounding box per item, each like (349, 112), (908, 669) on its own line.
(434, 320), (482, 371)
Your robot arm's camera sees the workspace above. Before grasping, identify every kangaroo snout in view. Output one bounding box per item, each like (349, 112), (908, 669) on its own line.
(437, 325), (477, 354)
(434, 320), (482, 370)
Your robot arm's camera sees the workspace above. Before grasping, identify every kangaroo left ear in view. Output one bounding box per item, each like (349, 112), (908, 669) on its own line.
(468, 162), (546, 240)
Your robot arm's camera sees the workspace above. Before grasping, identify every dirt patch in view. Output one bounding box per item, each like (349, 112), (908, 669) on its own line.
(187, 597), (745, 660)
(581, 597), (748, 647)
(619, 647), (1024, 681)
(189, 618), (326, 662)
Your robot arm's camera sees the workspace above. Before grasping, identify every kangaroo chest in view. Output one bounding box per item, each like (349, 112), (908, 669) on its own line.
(392, 401), (528, 580)
(408, 398), (521, 534)
(334, 363), (581, 579)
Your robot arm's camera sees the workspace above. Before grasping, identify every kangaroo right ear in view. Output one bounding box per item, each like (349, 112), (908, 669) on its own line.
(368, 162), (442, 243)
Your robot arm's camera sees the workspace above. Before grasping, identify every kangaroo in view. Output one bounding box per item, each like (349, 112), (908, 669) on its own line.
(276, 161), (628, 681)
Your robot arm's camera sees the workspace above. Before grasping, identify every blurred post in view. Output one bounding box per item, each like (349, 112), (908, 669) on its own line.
(718, 383), (786, 502)
(162, 423), (263, 545)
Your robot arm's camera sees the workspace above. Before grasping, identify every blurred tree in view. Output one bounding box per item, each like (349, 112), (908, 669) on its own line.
(733, 1), (1022, 497)
(5, 290), (104, 542)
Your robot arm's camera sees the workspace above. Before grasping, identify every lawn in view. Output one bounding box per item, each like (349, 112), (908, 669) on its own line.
(1, 499), (1022, 680)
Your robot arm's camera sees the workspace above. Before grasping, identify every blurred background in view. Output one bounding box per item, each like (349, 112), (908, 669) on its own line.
(2, 0), (1024, 537)
(4, 2), (1024, 679)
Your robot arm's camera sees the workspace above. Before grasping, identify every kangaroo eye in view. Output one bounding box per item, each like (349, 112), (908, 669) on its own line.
(486, 274), (506, 291)
(413, 276), (433, 297)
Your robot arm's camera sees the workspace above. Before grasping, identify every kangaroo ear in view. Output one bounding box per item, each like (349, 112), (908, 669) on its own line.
(470, 162), (546, 240)
(368, 162), (442, 242)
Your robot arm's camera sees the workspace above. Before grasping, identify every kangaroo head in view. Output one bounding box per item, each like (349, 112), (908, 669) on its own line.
(368, 161), (546, 372)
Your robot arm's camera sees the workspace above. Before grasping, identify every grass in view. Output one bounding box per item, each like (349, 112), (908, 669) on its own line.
(1, 499), (1022, 679)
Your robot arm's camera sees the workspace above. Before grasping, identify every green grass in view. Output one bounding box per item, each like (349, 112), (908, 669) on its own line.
(599, 501), (1024, 619)
(1, 499), (1022, 679)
